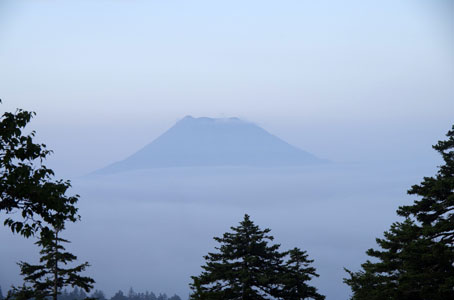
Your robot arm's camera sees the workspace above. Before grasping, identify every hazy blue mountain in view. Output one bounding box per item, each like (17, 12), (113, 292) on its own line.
(96, 116), (325, 173)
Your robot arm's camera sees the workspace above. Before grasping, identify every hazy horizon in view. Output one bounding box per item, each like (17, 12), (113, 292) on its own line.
(1, 0), (453, 177)
(0, 1), (453, 300)
(1, 161), (440, 299)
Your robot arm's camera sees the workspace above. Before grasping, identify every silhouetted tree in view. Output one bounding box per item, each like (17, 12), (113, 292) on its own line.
(111, 291), (127, 300)
(0, 102), (79, 238)
(156, 294), (167, 300)
(145, 291), (157, 300)
(127, 288), (135, 300)
(8, 226), (94, 300)
(190, 214), (324, 299)
(398, 125), (454, 250)
(278, 248), (324, 300)
(66, 287), (88, 300)
(69, 287), (88, 300)
(91, 290), (106, 300)
(344, 125), (454, 300)
(1, 103), (94, 300)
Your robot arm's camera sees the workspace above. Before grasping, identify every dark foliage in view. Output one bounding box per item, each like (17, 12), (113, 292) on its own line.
(8, 228), (94, 300)
(190, 214), (324, 300)
(0, 102), (79, 238)
(59, 287), (180, 300)
(1, 103), (94, 300)
(278, 248), (325, 300)
(344, 125), (454, 300)
(1, 287), (182, 300)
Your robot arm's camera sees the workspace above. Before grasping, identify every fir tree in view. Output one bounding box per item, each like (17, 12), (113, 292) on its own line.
(1, 102), (93, 299)
(111, 291), (127, 300)
(190, 214), (323, 300)
(128, 288), (136, 300)
(398, 125), (454, 248)
(91, 290), (106, 300)
(278, 248), (325, 300)
(345, 218), (454, 300)
(344, 125), (454, 300)
(145, 291), (157, 300)
(8, 226), (94, 300)
(156, 294), (167, 300)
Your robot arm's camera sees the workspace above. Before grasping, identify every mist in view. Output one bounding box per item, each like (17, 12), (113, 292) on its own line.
(1, 0), (453, 299)
(0, 160), (439, 299)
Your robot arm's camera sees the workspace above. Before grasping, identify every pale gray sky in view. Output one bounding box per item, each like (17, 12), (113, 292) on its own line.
(0, 0), (453, 176)
(1, 2), (454, 299)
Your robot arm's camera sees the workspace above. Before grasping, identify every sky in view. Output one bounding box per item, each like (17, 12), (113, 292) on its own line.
(0, 0), (453, 176)
(0, 0), (454, 175)
(1, 1), (454, 299)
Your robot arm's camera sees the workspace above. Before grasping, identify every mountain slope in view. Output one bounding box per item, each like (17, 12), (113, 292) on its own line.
(96, 116), (324, 173)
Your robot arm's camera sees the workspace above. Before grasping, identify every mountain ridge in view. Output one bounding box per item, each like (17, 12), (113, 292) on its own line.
(95, 116), (325, 174)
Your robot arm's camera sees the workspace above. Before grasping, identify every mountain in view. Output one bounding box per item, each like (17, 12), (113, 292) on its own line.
(96, 116), (325, 173)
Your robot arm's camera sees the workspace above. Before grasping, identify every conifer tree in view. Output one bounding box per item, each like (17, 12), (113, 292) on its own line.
(190, 214), (283, 299)
(8, 226), (94, 300)
(0, 103), (94, 300)
(146, 291), (158, 300)
(344, 125), (454, 300)
(157, 294), (168, 300)
(111, 290), (128, 300)
(278, 248), (325, 300)
(91, 290), (106, 300)
(190, 214), (323, 300)
(398, 125), (454, 248)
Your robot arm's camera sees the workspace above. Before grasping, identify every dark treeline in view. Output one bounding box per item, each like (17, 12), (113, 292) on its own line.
(67, 287), (182, 300)
(0, 287), (182, 300)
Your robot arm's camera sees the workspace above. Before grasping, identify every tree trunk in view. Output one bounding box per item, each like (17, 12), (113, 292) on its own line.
(53, 229), (58, 300)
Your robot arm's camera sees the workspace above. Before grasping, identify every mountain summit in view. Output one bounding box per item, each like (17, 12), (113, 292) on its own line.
(97, 116), (324, 173)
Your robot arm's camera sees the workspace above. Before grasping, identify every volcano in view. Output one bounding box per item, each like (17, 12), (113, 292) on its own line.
(96, 116), (325, 173)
